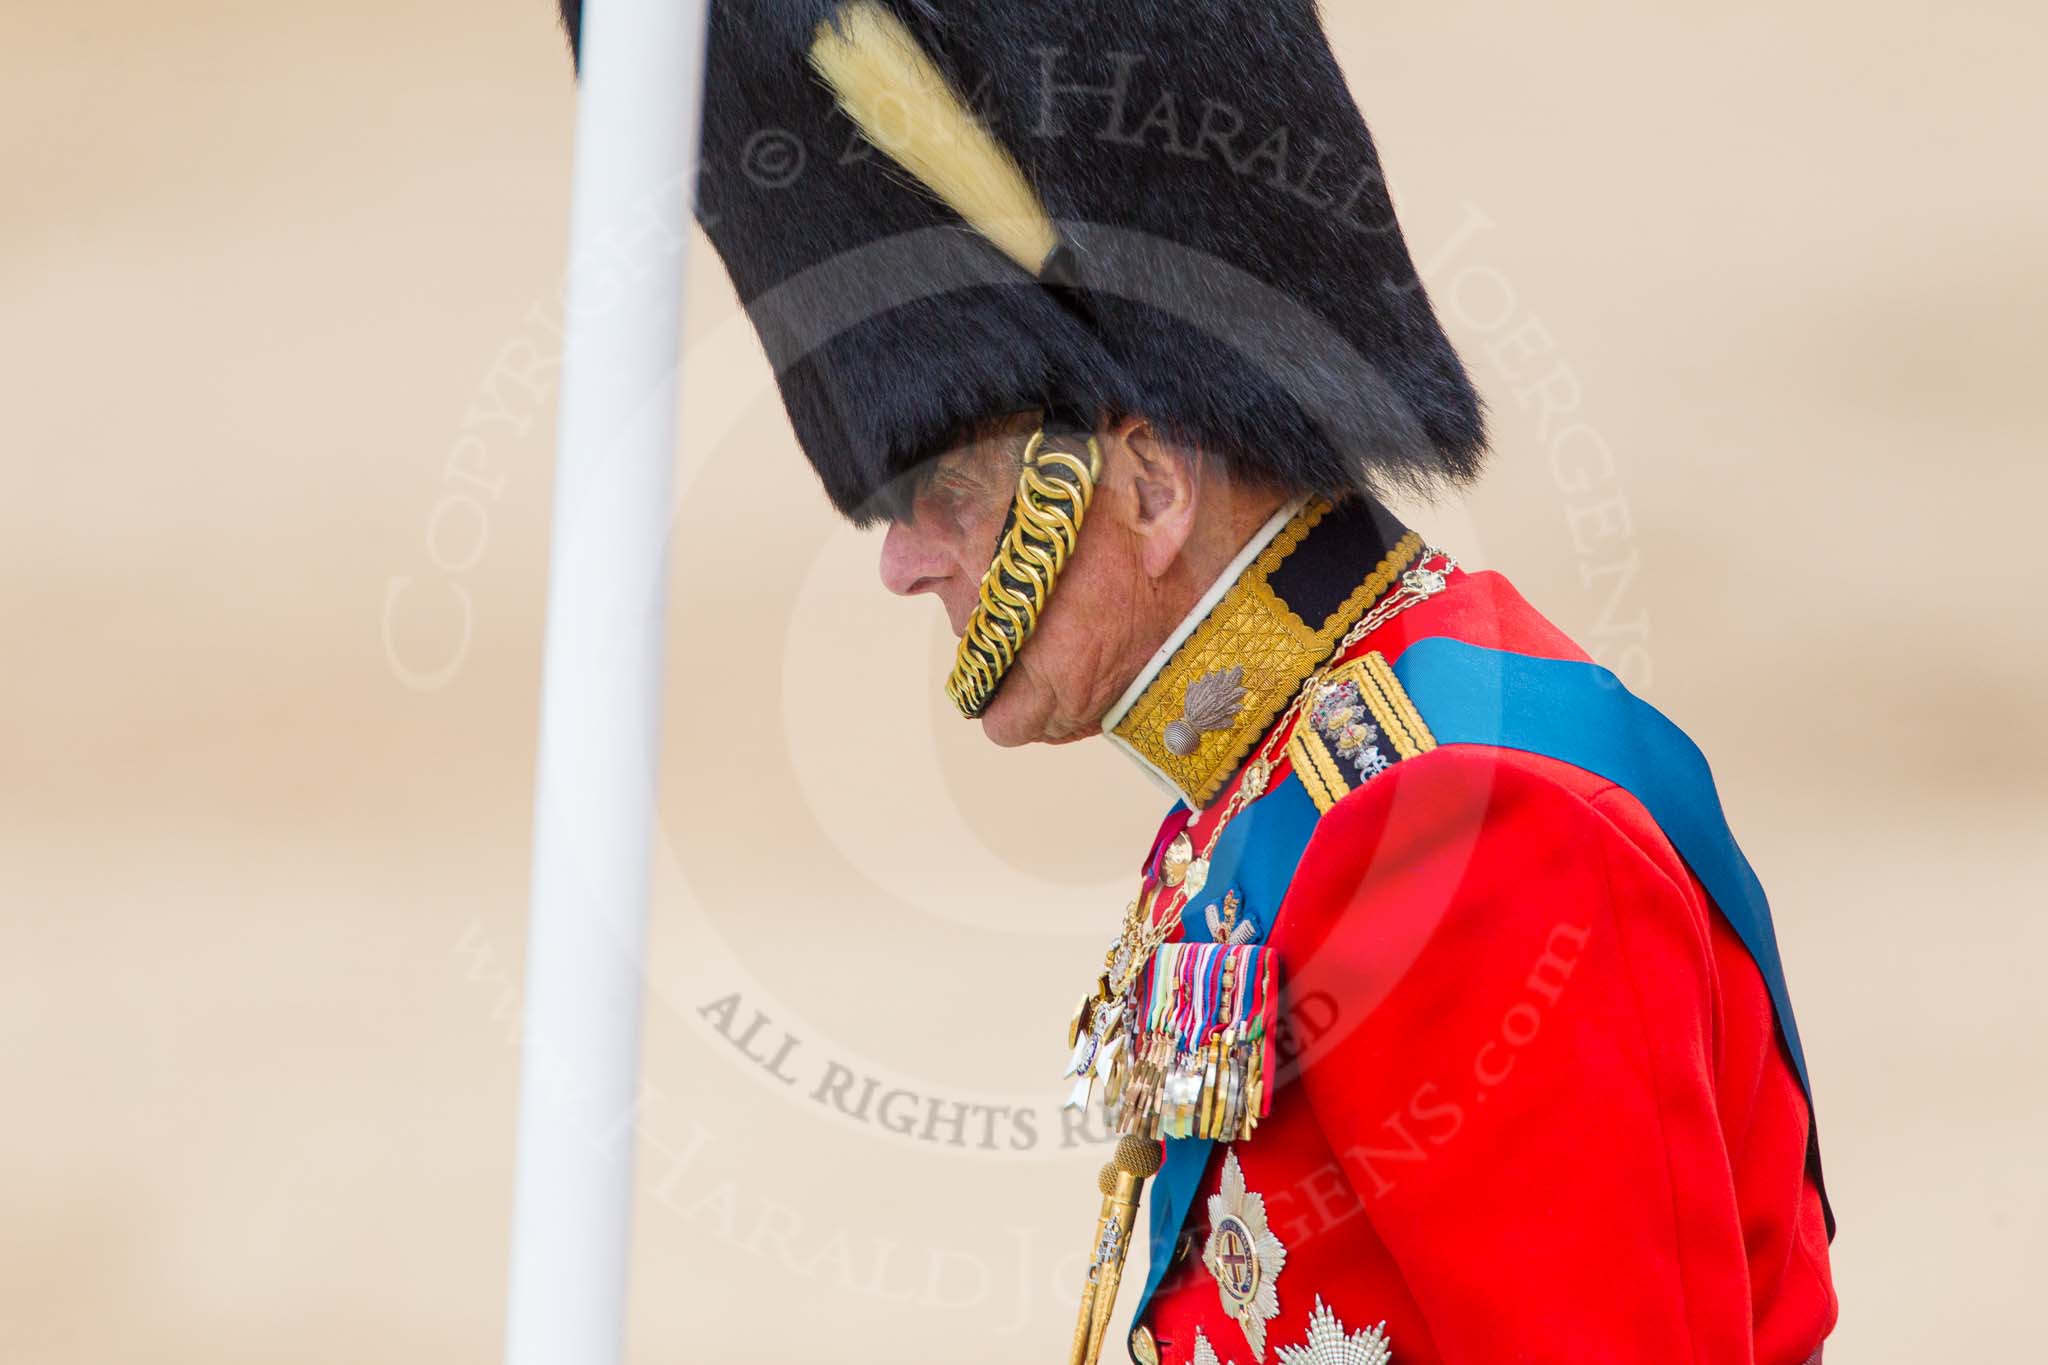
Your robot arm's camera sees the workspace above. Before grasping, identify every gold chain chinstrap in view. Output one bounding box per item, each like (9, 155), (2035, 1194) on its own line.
(947, 429), (1103, 718)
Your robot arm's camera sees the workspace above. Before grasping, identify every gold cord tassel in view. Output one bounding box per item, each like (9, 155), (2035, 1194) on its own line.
(1068, 1134), (1163, 1365)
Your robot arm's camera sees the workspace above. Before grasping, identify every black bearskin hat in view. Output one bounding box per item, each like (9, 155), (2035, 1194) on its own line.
(557, 1), (1485, 522)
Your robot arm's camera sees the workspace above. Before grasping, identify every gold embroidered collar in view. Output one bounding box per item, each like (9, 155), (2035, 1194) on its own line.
(1101, 498), (1422, 808)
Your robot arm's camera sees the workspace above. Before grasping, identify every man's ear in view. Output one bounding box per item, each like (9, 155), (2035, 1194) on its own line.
(1115, 416), (1201, 580)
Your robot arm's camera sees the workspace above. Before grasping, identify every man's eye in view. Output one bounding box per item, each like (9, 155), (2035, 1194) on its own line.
(916, 481), (966, 524)
(930, 473), (977, 508)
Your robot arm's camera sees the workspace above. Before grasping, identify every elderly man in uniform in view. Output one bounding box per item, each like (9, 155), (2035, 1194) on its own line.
(558, 2), (1838, 1361)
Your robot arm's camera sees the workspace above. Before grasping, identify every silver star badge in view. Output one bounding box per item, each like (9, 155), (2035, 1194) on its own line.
(1197, 1301), (1396, 1365)
(1275, 1298), (1392, 1365)
(1203, 1148), (1288, 1358)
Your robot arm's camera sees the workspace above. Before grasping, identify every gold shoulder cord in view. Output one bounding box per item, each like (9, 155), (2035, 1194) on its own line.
(946, 428), (1104, 718)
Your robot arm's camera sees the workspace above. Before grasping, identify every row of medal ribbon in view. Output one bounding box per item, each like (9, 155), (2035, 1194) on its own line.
(1109, 940), (1277, 1142)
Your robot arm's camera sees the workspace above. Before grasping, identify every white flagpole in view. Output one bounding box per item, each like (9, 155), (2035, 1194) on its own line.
(505, 2), (709, 1363)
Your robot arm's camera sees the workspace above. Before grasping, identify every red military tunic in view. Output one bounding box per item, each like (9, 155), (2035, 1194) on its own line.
(1103, 513), (1836, 1365)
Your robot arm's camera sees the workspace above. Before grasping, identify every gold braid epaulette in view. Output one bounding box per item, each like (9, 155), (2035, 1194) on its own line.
(946, 429), (1103, 718)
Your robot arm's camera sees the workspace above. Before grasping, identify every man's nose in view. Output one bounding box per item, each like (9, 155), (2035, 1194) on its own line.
(878, 519), (950, 598)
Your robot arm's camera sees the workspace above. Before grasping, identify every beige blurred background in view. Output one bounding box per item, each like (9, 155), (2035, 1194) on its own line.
(5, 1), (2044, 1360)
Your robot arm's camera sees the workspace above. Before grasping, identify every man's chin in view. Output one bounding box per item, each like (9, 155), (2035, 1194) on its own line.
(977, 680), (1100, 748)
(976, 689), (1041, 748)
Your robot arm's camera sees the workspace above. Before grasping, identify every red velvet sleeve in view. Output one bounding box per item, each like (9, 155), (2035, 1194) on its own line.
(1279, 746), (1765, 1364)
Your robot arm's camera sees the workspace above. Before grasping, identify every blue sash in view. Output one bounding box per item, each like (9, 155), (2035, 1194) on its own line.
(1129, 777), (1322, 1330)
(1128, 639), (1831, 1338)
(1392, 638), (1816, 1097)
